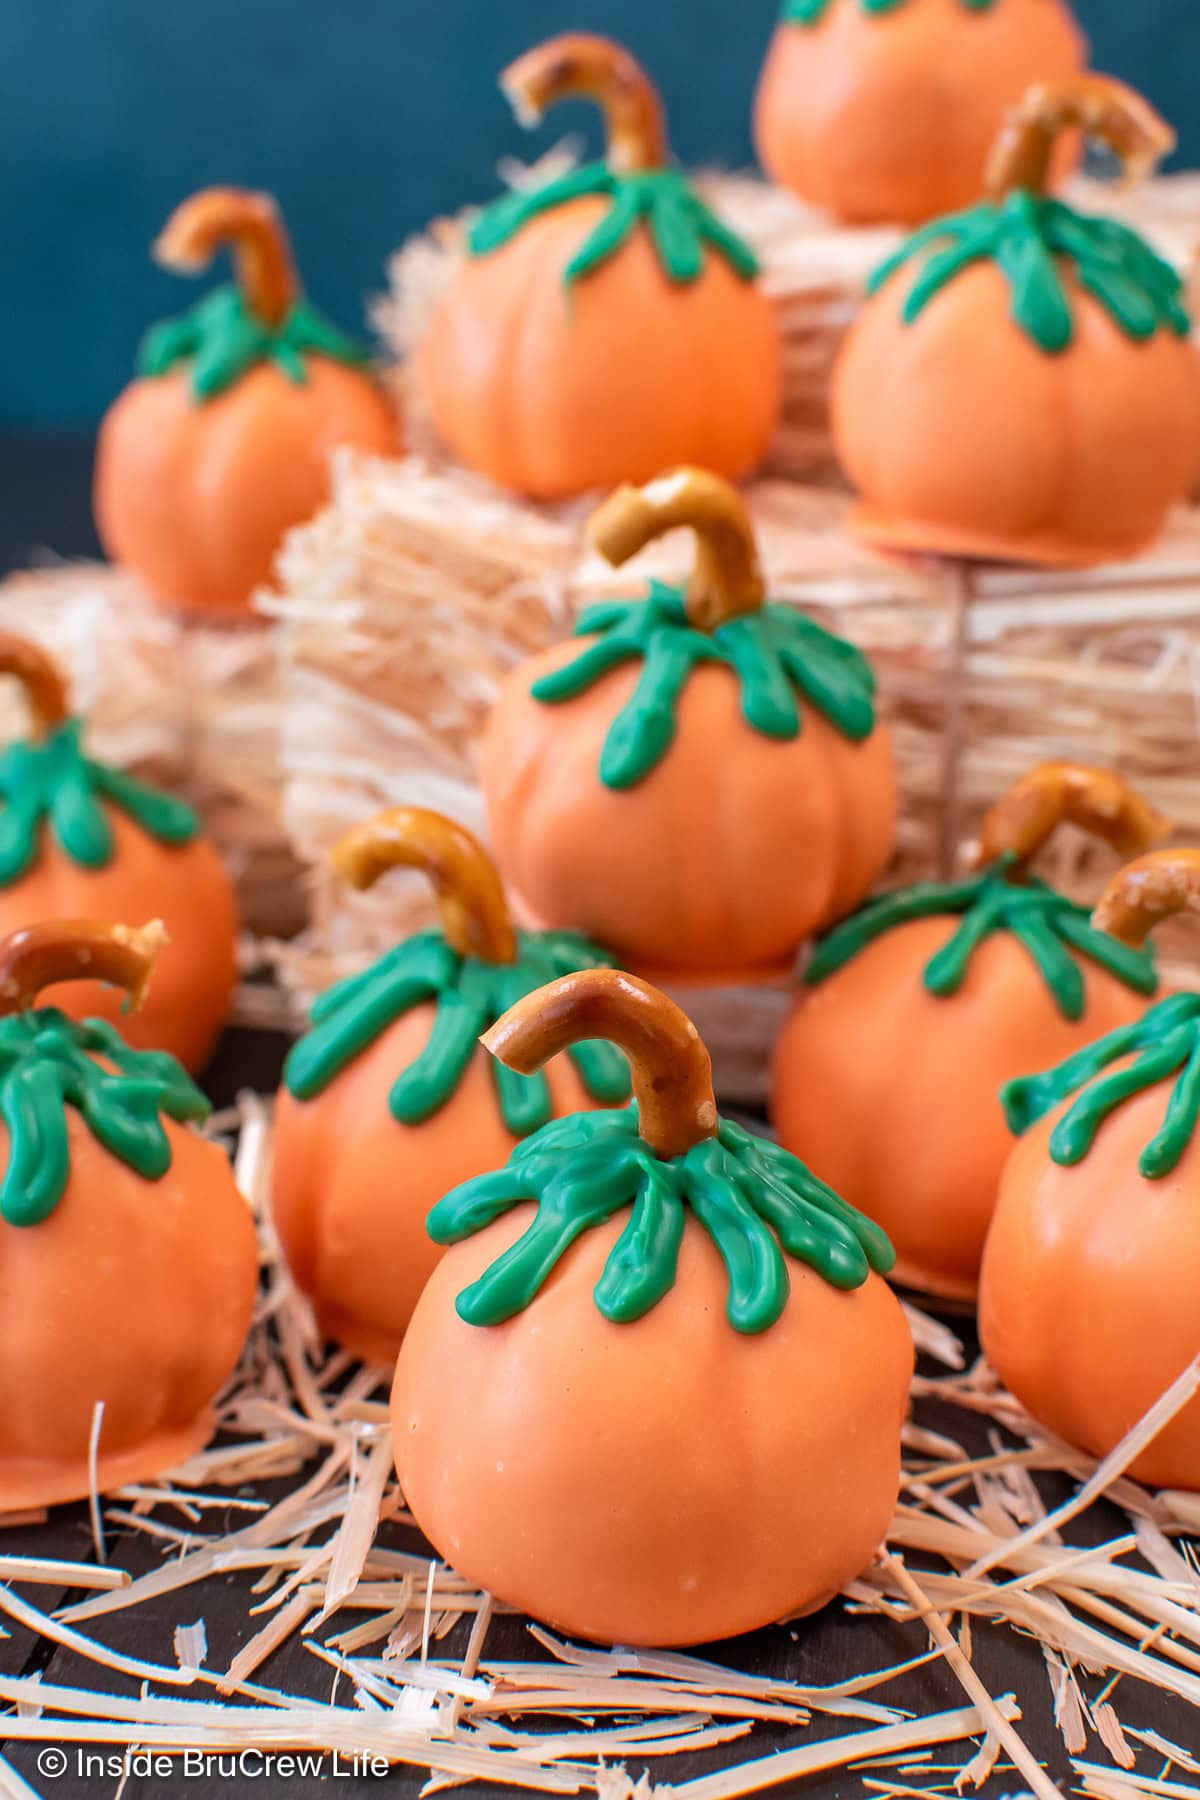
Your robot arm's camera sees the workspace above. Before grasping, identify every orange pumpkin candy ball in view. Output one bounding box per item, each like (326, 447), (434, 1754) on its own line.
(755, 0), (1085, 227)
(95, 186), (397, 618)
(773, 763), (1166, 1301)
(272, 808), (630, 1364)
(418, 35), (781, 500)
(482, 469), (895, 979)
(392, 970), (913, 1647)
(982, 851), (1200, 1489)
(0, 632), (236, 1073)
(833, 76), (1200, 568)
(0, 921), (257, 1511)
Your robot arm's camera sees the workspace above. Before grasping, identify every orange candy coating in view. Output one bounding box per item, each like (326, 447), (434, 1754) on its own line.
(482, 646), (896, 977)
(0, 1113), (257, 1511)
(834, 257), (1200, 568)
(392, 1204), (913, 1646)
(754, 0), (1085, 226)
(772, 919), (1150, 1300)
(980, 1077), (1200, 1489)
(271, 1005), (602, 1365)
(418, 200), (780, 502)
(0, 811), (237, 1075)
(95, 359), (396, 618)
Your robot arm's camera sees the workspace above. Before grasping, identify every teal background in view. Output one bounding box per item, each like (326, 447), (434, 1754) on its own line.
(2, 0), (1195, 427)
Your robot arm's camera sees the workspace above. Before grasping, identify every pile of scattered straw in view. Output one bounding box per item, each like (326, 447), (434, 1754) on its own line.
(271, 452), (1200, 1100)
(376, 167), (1200, 488)
(4, 1095), (1200, 1799)
(0, 563), (304, 954)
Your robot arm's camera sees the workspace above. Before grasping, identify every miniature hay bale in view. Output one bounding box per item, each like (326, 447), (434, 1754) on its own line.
(0, 562), (303, 943)
(271, 453), (1200, 1102)
(375, 169), (1200, 489)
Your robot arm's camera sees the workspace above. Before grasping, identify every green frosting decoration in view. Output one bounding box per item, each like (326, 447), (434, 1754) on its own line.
(806, 854), (1159, 1023)
(531, 579), (878, 790)
(138, 284), (370, 402)
(284, 929), (632, 1135)
(870, 190), (1190, 354)
(0, 719), (199, 886)
(0, 1009), (209, 1228)
(784, 0), (996, 18)
(469, 164), (760, 289)
(427, 1107), (895, 1334)
(1004, 993), (1200, 1178)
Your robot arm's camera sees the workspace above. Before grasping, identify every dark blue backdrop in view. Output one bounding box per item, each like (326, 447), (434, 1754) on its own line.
(3, 0), (1196, 427)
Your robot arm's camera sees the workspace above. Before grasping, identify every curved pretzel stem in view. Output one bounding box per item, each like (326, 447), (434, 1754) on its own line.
(333, 807), (517, 965)
(154, 187), (298, 330)
(589, 468), (766, 632)
(0, 920), (167, 1018)
(0, 633), (70, 738)
(986, 74), (1175, 200)
(501, 32), (667, 176)
(973, 762), (1171, 875)
(483, 968), (718, 1161)
(1093, 849), (1200, 948)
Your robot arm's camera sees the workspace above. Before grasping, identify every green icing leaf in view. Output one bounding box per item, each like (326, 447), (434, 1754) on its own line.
(428, 1109), (895, 1335)
(138, 284), (371, 402)
(783, 0), (995, 18)
(1003, 993), (1200, 1178)
(284, 928), (632, 1136)
(468, 164), (759, 289)
(531, 581), (877, 789)
(0, 1010), (209, 1227)
(870, 191), (1192, 354)
(0, 720), (199, 886)
(806, 854), (1159, 1023)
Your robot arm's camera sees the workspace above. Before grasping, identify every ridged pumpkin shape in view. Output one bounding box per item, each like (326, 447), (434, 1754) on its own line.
(418, 34), (779, 501)
(274, 1008), (599, 1365)
(395, 1206), (912, 1645)
(94, 186), (396, 617)
(755, 0), (1085, 226)
(0, 1115), (256, 1510)
(835, 259), (1200, 568)
(97, 360), (395, 616)
(981, 1080), (1200, 1488)
(774, 921), (1149, 1298)
(485, 647), (894, 975)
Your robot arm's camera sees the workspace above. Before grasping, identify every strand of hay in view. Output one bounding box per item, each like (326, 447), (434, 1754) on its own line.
(5, 1096), (1200, 1798)
(0, 562), (302, 943)
(376, 168), (1200, 489)
(271, 452), (1200, 1102)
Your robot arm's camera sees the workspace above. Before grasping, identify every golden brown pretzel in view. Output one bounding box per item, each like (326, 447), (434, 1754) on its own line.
(332, 806), (517, 965)
(589, 468), (766, 632)
(0, 919), (167, 1017)
(0, 633), (70, 738)
(500, 32), (666, 176)
(483, 967), (718, 1160)
(1093, 848), (1200, 947)
(986, 73), (1175, 200)
(973, 762), (1171, 875)
(155, 186), (297, 330)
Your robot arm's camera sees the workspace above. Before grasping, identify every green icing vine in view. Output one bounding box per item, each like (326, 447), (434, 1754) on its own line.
(0, 1009), (209, 1228)
(138, 284), (370, 402)
(532, 580), (877, 790)
(469, 164), (760, 288)
(0, 720), (199, 887)
(284, 929), (632, 1135)
(870, 191), (1190, 353)
(784, 0), (995, 18)
(427, 1107), (895, 1334)
(1004, 992), (1200, 1178)
(806, 854), (1159, 1023)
